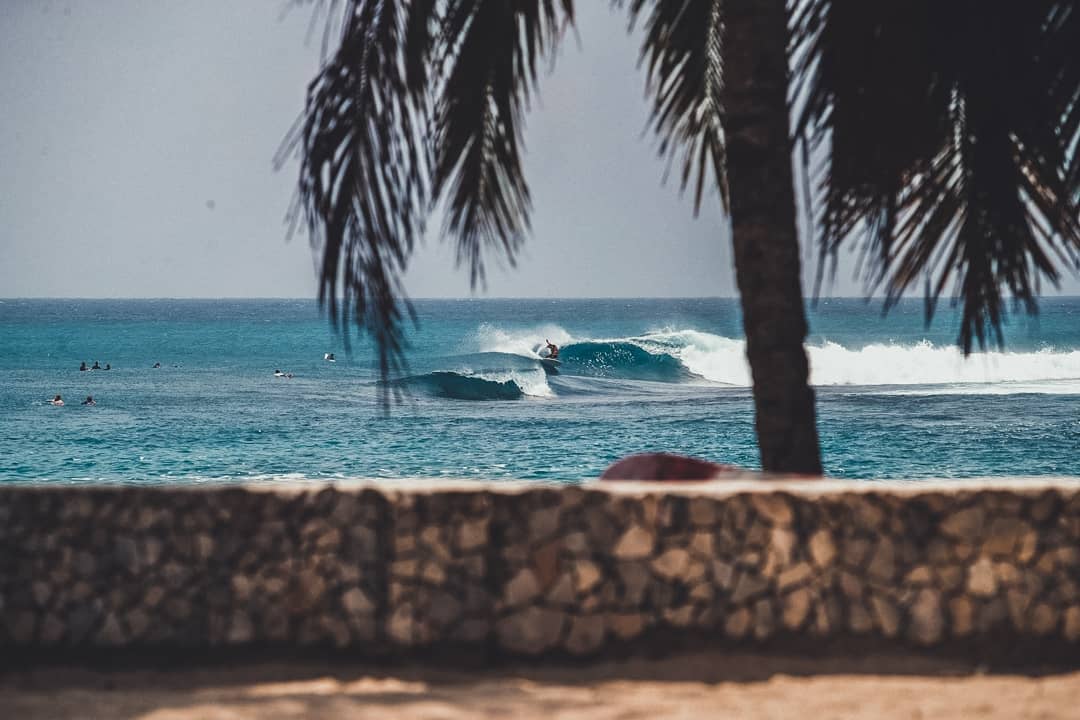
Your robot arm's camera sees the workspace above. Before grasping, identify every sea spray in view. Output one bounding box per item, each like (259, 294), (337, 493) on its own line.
(476, 324), (1080, 391)
(475, 323), (573, 358)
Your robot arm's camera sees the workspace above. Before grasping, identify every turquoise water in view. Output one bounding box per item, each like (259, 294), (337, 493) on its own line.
(1, 298), (1078, 483)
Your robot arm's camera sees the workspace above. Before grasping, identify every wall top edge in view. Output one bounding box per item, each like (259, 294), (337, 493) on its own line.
(2, 475), (1079, 498)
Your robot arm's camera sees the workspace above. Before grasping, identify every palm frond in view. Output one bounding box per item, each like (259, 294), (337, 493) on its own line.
(622, 0), (727, 214)
(793, 0), (1080, 352)
(278, 0), (436, 407)
(433, 0), (574, 287)
(282, 0), (574, 401)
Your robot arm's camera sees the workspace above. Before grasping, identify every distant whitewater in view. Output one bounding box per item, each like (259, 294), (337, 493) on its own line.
(1, 297), (1078, 482)
(465, 323), (1080, 395)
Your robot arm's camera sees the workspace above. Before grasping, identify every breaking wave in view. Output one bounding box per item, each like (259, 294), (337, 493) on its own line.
(474, 323), (1080, 392)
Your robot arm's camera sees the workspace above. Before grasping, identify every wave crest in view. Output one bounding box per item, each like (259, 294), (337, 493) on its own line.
(473, 323), (1080, 391)
(403, 371), (526, 401)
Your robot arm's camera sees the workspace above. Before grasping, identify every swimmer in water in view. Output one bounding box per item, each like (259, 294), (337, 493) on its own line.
(82, 395), (96, 406)
(50, 394), (64, 406)
(153, 362), (161, 369)
(104, 363), (111, 370)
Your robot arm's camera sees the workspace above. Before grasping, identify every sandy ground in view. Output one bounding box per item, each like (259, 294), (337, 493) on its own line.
(3, 652), (1080, 720)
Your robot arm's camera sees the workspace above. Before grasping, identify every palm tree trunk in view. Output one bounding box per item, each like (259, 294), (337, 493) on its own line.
(723, 0), (822, 474)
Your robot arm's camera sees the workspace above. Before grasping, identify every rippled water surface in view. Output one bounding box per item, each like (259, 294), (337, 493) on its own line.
(1, 298), (1078, 482)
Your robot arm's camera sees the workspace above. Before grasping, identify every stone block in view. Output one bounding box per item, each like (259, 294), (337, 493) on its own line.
(547, 573), (576, 605)
(1064, 606), (1080, 642)
(869, 594), (900, 637)
(651, 548), (691, 580)
(753, 598), (775, 639)
(428, 591), (463, 628)
(608, 612), (645, 640)
(762, 528), (796, 576)
(565, 614), (606, 654)
(781, 587), (812, 630)
(1007, 588), (1033, 630)
(909, 589), (944, 646)
(39, 614), (65, 645)
(689, 582), (714, 603)
(983, 517), (1033, 558)
(532, 541), (561, 591)
(731, 571), (769, 605)
(904, 566), (933, 585)
(848, 599), (874, 634)
(751, 495), (793, 526)
(839, 571), (863, 599)
(562, 531), (588, 554)
(724, 607), (752, 638)
(574, 559), (602, 594)
(689, 498), (716, 526)
(941, 506), (985, 539)
(663, 605), (695, 628)
(504, 568), (540, 607)
(992, 562), (1021, 585)
(712, 560), (735, 590)
(342, 587), (375, 616)
(808, 530), (837, 569)
(777, 562), (813, 590)
(614, 525), (654, 559)
(1031, 603), (1059, 636)
(496, 606), (565, 655)
(935, 565), (965, 593)
(842, 538), (872, 569)
(690, 531), (714, 558)
(866, 538), (896, 583)
(227, 611), (254, 644)
(618, 561), (650, 605)
(850, 497), (886, 529)
(387, 605), (416, 645)
(125, 608), (151, 639)
(530, 506), (562, 543)
(967, 557), (997, 597)
(950, 596), (974, 637)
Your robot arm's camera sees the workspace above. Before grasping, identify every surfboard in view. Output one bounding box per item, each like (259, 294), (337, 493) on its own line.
(539, 357), (561, 375)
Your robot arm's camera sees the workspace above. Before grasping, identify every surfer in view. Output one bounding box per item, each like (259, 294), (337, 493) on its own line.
(82, 395), (96, 406)
(91, 361), (101, 370)
(544, 340), (559, 359)
(324, 353), (336, 362)
(79, 361), (87, 371)
(50, 394), (64, 406)
(152, 362), (161, 369)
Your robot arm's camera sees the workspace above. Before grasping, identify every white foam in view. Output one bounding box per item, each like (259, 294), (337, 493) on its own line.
(450, 362), (554, 398)
(807, 340), (1080, 391)
(474, 323), (573, 358)
(472, 324), (1080, 393)
(633, 330), (750, 385)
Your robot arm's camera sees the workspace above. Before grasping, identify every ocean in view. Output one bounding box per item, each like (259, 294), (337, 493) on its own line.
(1, 297), (1077, 483)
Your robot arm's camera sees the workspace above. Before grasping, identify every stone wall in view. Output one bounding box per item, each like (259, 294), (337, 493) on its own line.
(2, 479), (1080, 659)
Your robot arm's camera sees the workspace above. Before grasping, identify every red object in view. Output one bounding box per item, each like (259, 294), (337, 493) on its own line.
(599, 453), (739, 481)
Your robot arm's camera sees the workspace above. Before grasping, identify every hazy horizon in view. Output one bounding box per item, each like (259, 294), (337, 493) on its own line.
(3, 1), (1078, 300)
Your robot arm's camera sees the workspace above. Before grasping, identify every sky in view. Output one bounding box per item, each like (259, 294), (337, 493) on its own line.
(1, 1), (1077, 299)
